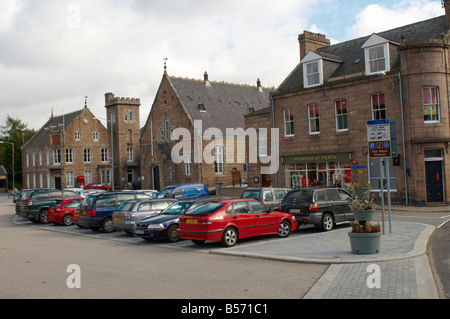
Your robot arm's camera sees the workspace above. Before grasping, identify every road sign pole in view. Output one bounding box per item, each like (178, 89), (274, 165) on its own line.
(386, 158), (392, 234)
(380, 158), (385, 235)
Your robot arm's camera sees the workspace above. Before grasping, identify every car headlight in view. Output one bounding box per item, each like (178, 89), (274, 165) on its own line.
(147, 224), (164, 229)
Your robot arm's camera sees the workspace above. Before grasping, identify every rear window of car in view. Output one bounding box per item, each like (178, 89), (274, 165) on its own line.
(118, 202), (134, 212)
(284, 190), (313, 203)
(186, 202), (224, 215)
(241, 190), (260, 200)
(96, 194), (117, 207)
(274, 190), (287, 200)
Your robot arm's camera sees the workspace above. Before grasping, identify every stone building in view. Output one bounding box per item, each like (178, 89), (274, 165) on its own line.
(140, 70), (272, 191)
(246, 5), (450, 205)
(22, 93), (141, 190)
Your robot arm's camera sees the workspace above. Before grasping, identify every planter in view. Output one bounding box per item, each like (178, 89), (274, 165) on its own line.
(352, 209), (374, 222)
(354, 187), (371, 199)
(348, 231), (381, 254)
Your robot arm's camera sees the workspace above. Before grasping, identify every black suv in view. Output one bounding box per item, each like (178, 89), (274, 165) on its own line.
(280, 188), (353, 231)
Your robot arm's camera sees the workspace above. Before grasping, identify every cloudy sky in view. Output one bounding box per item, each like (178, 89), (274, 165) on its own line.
(0, 0), (444, 131)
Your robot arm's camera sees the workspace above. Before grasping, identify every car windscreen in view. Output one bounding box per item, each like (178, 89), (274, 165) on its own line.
(162, 202), (194, 214)
(185, 202), (224, 215)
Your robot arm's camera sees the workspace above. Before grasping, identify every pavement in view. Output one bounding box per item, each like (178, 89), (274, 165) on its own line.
(2, 192), (447, 299)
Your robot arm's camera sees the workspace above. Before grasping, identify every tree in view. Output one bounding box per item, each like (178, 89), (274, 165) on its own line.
(0, 115), (35, 189)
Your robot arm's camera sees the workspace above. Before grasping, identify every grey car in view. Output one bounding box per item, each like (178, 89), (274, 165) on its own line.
(240, 187), (291, 209)
(112, 198), (177, 233)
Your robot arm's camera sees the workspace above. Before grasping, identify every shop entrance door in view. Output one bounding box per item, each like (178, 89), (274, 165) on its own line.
(425, 161), (444, 202)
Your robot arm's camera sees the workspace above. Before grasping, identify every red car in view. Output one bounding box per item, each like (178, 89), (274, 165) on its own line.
(177, 199), (298, 247)
(47, 198), (84, 226)
(83, 183), (112, 191)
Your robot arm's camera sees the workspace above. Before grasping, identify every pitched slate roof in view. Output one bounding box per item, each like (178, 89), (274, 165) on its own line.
(168, 75), (273, 133)
(22, 110), (83, 150)
(278, 15), (449, 93)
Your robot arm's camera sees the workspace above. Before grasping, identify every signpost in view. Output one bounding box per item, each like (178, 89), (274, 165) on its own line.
(367, 120), (392, 234)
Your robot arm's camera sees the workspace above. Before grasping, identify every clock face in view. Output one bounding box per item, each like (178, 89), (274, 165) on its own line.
(84, 117), (89, 123)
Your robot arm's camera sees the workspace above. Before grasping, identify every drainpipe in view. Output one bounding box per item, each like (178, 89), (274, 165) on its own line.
(271, 94), (278, 187)
(398, 72), (408, 206)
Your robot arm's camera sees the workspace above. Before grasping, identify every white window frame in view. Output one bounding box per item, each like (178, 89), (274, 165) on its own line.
(371, 93), (386, 120)
(258, 129), (268, 157)
(127, 147), (134, 162)
(101, 148), (109, 162)
(75, 131), (81, 141)
(283, 107), (294, 137)
(53, 149), (61, 165)
(304, 60), (323, 88)
(84, 148), (92, 163)
(214, 146), (224, 174)
(422, 87), (440, 123)
(364, 44), (389, 75)
(66, 171), (74, 187)
(93, 131), (99, 142)
(308, 104), (320, 135)
(65, 148), (74, 163)
(184, 156), (192, 176)
(335, 99), (348, 132)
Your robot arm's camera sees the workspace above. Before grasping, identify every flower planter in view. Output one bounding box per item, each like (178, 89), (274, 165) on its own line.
(354, 187), (371, 199)
(348, 231), (381, 254)
(352, 209), (374, 223)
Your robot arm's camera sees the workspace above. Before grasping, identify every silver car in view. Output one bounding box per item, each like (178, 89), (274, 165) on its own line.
(112, 198), (177, 233)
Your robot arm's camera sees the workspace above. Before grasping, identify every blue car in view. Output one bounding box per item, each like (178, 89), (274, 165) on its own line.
(78, 191), (152, 233)
(133, 197), (221, 242)
(155, 183), (210, 200)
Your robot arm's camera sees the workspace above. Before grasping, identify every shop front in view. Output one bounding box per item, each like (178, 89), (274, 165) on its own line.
(282, 152), (353, 189)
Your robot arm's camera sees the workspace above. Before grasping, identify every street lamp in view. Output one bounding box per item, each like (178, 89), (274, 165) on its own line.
(0, 141), (14, 190)
(94, 112), (115, 191)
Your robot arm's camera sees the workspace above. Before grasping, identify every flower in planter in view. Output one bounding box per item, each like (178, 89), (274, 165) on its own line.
(347, 182), (377, 211)
(350, 221), (381, 233)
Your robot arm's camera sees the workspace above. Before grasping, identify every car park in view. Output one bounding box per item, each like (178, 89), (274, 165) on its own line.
(112, 198), (177, 233)
(177, 198), (297, 247)
(77, 191), (152, 233)
(133, 197), (224, 242)
(83, 183), (112, 192)
(155, 183), (210, 200)
(240, 187), (291, 209)
(18, 189), (80, 223)
(279, 188), (353, 231)
(47, 198), (84, 226)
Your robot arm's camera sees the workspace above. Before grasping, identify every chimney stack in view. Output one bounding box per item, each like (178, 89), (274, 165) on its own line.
(444, 0), (450, 27)
(298, 31), (330, 61)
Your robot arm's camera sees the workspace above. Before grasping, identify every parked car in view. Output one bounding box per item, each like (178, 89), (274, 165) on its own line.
(18, 189), (80, 223)
(77, 191), (152, 233)
(177, 198), (298, 247)
(112, 198), (177, 233)
(279, 188), (353, 231)
(240, 187), (291, 209)
(133, 197), (225, 242)
(75, 189), (107, 197)
(15, 189), (34, 214)
(155, 183), (210, 200)
(47, 198), (84, 226)
(73, 202), (82, 226)
(83, 183), (112, 192)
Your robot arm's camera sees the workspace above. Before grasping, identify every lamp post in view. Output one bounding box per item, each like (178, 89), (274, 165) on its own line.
(94, 112), (115, 191)
(0, 141), (14, 190)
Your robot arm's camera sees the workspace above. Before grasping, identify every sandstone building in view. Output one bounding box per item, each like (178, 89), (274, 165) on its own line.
(246, 4), (450, 205)
(22, 93), (141, 190)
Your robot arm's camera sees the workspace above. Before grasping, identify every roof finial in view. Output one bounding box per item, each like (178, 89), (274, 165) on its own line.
(163, 56), (168, 73)
(51, 107), (54, 118)
(84, 95), (88, 108)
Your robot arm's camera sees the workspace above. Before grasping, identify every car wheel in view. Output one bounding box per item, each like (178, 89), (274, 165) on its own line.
(100, 218), (114, 233)
(192, 240), (205, 245)
(62, 214), (73, 226)
(38, 210), (48, 224)
(277, 220), (291, 238)
(166, 224), (179, 243)
(221, 227), (238, 247)
(321, 213), (334, 231)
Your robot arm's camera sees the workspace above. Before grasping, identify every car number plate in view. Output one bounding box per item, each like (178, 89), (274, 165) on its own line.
(290, 209), (301, 213)
(186, 219), (197, 224)
(81, 211), (87, 215)
(114, 217), (122, 221)
(134, 230), (144, 235)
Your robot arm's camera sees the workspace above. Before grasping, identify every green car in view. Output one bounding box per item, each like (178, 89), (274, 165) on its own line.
(20, 189), (80, 223)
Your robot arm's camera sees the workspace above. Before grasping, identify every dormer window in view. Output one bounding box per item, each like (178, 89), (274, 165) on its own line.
(362, 34), (396, 76)
(301, 52), (324, 88)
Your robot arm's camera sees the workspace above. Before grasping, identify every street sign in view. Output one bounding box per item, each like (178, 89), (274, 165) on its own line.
(367, 120), (391, 158)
